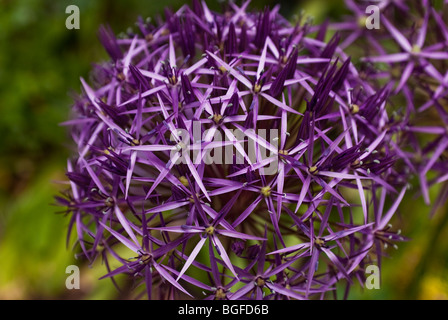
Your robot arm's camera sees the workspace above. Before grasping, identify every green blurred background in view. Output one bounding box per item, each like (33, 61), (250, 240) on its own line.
(0, 0), (447, 299)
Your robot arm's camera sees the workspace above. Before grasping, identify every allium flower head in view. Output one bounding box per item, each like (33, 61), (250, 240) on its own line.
(58, 0), (413, 300)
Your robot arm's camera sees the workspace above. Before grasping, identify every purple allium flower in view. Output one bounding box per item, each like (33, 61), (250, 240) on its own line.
(58, 0), (413, 300)
(335, 0), (448, 214)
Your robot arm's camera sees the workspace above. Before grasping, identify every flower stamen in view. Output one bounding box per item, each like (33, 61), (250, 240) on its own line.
(261, 186), (271, 197)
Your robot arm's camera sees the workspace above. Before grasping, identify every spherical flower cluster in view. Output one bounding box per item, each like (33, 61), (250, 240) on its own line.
(57, 0), (447, 299)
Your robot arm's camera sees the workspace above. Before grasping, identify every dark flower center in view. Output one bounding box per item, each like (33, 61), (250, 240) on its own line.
(140, 253), (153, 264)
(215, 288), (226, 300)
(205, 226), (215, 235)
(255, 277), (266, 287)
(189, 193), (199, 203)
(260, 186), (271, 197)
(213, 114), (223, 125)
(104, 197), (114, 207)
(314, 237), (326, 247)
(350, 104), (360, 114)
(308, 166), (319, 175)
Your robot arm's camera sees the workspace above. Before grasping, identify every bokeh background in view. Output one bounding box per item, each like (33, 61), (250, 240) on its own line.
(0, 0), (447, 299)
